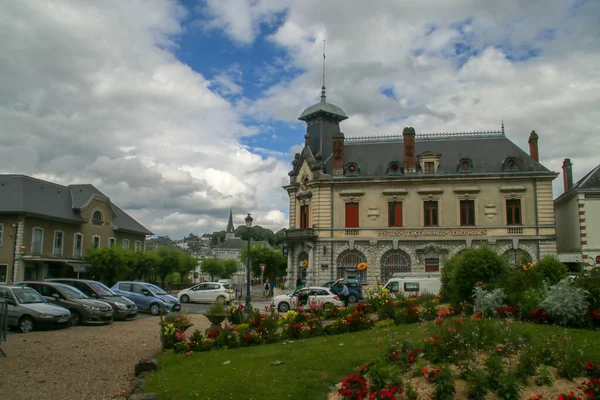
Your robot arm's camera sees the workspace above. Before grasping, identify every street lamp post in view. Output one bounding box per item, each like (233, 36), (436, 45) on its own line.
(244, 213), (253, 311)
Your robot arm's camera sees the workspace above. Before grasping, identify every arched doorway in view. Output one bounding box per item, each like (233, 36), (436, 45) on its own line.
(380, 250), (411, 283)
(503, 249), (532, 267)
(337, 250), (367, 283)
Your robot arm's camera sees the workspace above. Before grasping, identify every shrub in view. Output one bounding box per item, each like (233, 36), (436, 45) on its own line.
(535, 365), (554, 387)
(540, 278), (589, 326)
(495, 370), (522, 400)
(472, 285), (506, 316)
(533, 255), (568, 285)
(515, 344), (540, 383)
(576, 267), (600, 325)
(433, 364), (456, 400)
(466, 367), (489, 400)
(441, 246), (510, 307)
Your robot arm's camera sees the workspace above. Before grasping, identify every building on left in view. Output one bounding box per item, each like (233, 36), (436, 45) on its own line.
(0, 175), (153, 283)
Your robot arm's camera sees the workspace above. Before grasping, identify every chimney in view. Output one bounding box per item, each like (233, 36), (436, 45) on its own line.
(332, 131), (345, 175)
(562, 158), (573, 192)
(528, 130), (539, 162)
(403, 127), (416, 173)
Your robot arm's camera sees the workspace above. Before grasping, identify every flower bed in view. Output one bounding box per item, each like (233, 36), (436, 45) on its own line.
(332, 306), (598, 400)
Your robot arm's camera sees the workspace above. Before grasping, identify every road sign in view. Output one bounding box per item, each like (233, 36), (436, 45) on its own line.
(259, 263), (266, 273)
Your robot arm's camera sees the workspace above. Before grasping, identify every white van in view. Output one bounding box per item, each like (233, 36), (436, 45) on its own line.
(383, 273), (441, 296)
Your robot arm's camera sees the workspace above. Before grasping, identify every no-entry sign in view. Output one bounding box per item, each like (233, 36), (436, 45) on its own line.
(259, 263), (266, 273)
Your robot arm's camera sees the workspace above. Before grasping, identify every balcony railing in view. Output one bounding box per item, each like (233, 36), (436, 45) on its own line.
(345, 229), (360, 236)
(507, 227), (524, 235)
(285, 228), (316, 241)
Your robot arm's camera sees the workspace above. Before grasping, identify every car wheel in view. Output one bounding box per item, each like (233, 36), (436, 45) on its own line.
(322, 302), (334, 310)
(180, 294), (190, 303)
(150, 303), (162, 316)
(70, 311), (81, 326)
(348, 294), (357, 304)
(278, 302), (290, 312)
(216, 295), (226, 303)
(19, 316), (34, 333)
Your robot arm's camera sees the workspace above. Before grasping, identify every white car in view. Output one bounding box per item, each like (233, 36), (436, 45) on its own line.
(272, 286), (342, 312)
(177, 282), (233, 304)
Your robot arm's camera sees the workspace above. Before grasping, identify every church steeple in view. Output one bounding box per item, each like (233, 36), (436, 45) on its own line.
(226, 208), (234, 233)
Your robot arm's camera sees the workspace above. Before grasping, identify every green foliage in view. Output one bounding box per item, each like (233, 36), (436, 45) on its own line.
(576, 267), (600, 313)
(240, 242), (287, 280)
(533, 255), (569, 285)
(441, 246), (510, 307)
(207, 301), (227, 316)
(540, 278), (589, 326)
(472, 285), (506, 316)
(535, 365), (554, 387)
(200, 258), (237, 281)
(466, 367), (489, 400)
(434, 364), (456, 400)
(495, 370), (522, 400)
(84, 247), (131, 285)
(515, 344), (540, 383)
(155, 246), (182, 287)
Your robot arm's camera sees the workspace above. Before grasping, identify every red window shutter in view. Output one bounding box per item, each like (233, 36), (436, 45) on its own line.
(345, 203), (359, 228)
(394, 202), (403, 226)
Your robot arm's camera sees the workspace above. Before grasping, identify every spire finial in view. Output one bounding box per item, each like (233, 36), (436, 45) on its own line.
(501, 120), (505, 135)
(320, 38), (326, 102)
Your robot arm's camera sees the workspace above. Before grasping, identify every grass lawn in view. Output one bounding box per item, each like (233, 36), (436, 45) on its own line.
(144, 322), (600, 400)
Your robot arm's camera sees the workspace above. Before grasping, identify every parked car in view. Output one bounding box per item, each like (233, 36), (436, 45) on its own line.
(111, 281), (181, 315)
(322, 279), (363, 303)
(272, 286), (342, 312)
(217, 279), (231, 286)
(46, 279), (138, 321)
(177, 282), (233, 304)
(0, 284), (71, 333)
(384, 275), (441, 296)
(15, 281), (113, 326)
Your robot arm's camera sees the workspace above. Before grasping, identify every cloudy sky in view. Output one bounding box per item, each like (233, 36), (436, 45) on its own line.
(2, 0), (599, 239)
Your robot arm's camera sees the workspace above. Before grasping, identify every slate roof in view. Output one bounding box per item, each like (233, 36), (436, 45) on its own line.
(217, 238), (248, 250)
(0, 175), (153, 235)
(573, 165), (600, 190)
(340, 131), (553, 178)
(299, 87), (348, 122)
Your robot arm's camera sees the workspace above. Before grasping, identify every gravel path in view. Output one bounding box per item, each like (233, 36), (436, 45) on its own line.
(0, 314), (209, 400)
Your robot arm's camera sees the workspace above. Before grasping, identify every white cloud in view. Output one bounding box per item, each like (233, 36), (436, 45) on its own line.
(0, 0), (291, 238)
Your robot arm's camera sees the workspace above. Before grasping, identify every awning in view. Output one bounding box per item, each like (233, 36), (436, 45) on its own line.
(66, 263), (91, 273)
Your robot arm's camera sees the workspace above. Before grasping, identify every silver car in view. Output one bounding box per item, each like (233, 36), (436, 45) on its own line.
(0, 285), (71, 333)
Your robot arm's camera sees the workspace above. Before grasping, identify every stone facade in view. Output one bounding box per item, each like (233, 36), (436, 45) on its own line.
(282, 89), (558, 288)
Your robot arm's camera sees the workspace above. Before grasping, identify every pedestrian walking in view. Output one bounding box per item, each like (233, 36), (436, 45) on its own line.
(269, 280), (275, 297)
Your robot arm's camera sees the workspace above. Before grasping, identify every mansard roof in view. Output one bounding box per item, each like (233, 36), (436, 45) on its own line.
(340, 130), (553, 177)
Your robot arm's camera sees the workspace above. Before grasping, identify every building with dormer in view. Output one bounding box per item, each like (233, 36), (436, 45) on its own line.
(555, 160), (600, 269)
(282, 87), (559, 287)
(0, 175), (153, 283)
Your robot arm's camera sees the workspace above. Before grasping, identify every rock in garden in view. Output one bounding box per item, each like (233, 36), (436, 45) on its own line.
(134, 359), (158, 377)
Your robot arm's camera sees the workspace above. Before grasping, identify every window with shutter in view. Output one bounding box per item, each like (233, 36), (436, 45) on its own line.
(345, 203), (359, 228)
(388, 202), (403, 227)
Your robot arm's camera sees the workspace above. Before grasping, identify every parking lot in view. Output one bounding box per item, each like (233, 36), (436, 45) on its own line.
(0, 298), (272, 400)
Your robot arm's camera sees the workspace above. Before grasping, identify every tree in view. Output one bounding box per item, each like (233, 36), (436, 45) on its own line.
(240, 242), (287, 281)
(201, 258), (225, 281)
(154, 246), (181, 288)
(210, 231), (227, 246)
(85, 247), (129, 286)
(221, 259), (238, 279)
(274, 229), (286, 246)
(177, 252), (198, 283)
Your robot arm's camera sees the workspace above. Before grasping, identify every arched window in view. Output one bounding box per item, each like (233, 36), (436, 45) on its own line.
(92, 211), (102, 221)
(503, 249), (532, 267)
(337, 250), (367, 283)
(380, 250), (411, 282)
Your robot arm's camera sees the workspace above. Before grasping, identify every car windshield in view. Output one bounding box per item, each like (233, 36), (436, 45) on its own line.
(146, 284), (168, 295)
(13, 288), (46, 304)
(90, 282), (117, 296)
(59, 285), (88, 299)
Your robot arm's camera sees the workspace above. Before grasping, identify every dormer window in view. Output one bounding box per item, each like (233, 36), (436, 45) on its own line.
(458, 158), (473, 173)
(387, 162), (403, 176)
(344, 162), (360, 176)
(417, 151), (441, 175)
(502, 157), (520, 172)
(93, 211), (102, 221)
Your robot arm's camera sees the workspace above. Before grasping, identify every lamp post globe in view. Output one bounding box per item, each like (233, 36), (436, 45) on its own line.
(244, 213), (253, 311)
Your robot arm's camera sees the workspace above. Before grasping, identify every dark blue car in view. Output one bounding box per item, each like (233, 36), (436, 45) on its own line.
(111, 281), (181, 315)
(322, 279), (363, 303)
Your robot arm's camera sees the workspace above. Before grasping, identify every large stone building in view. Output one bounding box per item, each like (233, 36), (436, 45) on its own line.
(0, 175), (153, 283)
(283, 87), (558, 287)
(555, 160), (600, 269)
